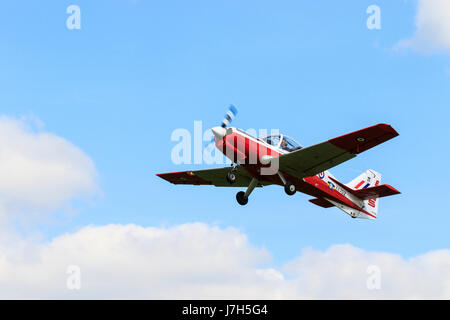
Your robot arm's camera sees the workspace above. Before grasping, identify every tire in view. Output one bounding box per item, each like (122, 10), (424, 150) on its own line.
(284, 181), (296, 196)
(226, 171), (237, 184)
(236, 191), (248, 205)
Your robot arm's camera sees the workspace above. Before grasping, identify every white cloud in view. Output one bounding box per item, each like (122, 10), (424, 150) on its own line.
(1, 223), (450, 299)
(284, 245), (450, 299)
(0, 223), (293, 299)
(0, 116), (98, 223)
(398, 0), (450, 53)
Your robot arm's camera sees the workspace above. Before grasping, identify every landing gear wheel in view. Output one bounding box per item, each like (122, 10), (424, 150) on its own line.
(226, 171), (237, 184)
(284, 181), (297, 196)
(236, 191), (248, 205)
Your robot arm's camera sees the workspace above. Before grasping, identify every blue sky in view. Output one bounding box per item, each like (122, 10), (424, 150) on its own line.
(1, 0), (449, 269)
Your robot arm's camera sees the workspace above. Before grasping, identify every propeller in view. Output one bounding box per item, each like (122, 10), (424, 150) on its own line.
(221, 104), (238, 128)
(204, 105), (238, 155)
(211, 105), (238, 141)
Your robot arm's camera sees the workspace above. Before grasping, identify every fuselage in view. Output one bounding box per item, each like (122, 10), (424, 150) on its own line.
(214, 127), (376, 218)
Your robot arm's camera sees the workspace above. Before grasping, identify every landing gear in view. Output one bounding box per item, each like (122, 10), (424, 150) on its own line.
(236, 178), (258, 206)
(226, 163), (239, 184)
(236, 191), (248, 206)
(284, 181), (297, 196)
(226, 171), (237, 184)
(277, 172), (296, 196)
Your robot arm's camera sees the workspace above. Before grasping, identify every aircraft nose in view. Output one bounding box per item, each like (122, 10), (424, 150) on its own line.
(211, 126), (227, 141)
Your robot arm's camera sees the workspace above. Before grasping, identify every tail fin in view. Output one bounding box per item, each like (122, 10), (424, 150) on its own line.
(347, 169), (382, 219)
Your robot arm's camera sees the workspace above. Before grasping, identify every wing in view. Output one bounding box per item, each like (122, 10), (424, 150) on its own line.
(279, 123), (399, 179)
(157, 166), (272, 187)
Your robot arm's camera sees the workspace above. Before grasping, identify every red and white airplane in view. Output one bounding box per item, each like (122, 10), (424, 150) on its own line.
(157, 106), (400, 219)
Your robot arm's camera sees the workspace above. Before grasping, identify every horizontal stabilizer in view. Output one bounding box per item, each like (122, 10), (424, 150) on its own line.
(309, 198), (334, 208)
(350, 184), (400, 200)
(329, 177), (400, 200)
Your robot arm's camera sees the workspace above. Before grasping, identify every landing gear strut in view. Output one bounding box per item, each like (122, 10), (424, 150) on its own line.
(236, 178), (258, 206)
(277, 172), (297, 196)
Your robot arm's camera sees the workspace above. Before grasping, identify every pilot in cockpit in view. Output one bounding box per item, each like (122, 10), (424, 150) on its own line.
(280, 138), (288, 151)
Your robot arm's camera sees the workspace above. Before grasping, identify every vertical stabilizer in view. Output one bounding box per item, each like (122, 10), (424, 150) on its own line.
(347, 169), (382, 219)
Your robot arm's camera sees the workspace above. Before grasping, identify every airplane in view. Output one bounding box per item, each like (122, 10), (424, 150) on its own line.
(157, 106), (400, 219)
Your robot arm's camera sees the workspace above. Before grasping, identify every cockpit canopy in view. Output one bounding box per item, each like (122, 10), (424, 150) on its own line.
(259, 134), (302, 152)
